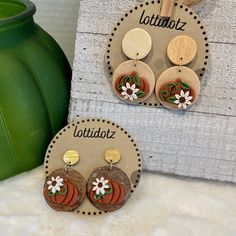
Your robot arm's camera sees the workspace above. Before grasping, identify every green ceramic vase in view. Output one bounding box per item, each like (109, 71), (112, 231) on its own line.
(0, 0), (71, 180)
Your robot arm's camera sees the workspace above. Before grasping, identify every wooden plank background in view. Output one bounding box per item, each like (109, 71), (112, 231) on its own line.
(69, 0), (236, 182)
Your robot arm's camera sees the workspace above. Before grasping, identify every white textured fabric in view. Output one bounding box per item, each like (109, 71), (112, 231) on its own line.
(1, 167), (236, 236)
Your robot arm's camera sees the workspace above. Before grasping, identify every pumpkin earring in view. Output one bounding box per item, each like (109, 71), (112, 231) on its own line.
(43, 150), (86, 211)
(155, 35), (201, 110)
(112, 28), (155, 104)
(87, 148), (131, 212)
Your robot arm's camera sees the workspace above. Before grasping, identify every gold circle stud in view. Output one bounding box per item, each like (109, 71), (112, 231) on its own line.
(63, 150), (80, 166)
(105, 148), (121, 164)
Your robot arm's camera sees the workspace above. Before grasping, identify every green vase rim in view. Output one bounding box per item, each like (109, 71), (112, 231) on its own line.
(0, 0), (36, 27)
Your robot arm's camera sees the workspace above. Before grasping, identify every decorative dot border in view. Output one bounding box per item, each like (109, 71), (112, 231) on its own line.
(44, 118), (142, 216)
(106, 0), (209, 107)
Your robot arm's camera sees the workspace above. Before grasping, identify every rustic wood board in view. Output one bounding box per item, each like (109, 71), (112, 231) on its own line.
(69, 0), (236, 183)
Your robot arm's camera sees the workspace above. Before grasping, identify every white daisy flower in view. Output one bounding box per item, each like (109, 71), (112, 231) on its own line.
(121, 82), (139, 101)
(47, 176), (64, 194)
(92, 177), (110, 195)
(174, 90), (193, 109)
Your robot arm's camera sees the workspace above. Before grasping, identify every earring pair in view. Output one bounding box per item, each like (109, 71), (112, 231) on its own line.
(112, 28), (155, 104)
(155, 35), (200, 110)
(43, 149), (131, 212)
(112, 28), (200, 110)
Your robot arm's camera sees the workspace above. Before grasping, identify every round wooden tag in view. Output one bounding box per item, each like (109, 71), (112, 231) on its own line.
(44, 118), (142, 215)
(112, 60), (155, 104)
(87, 166), (131, 212)
(167, 35), (197, 65)
(106, 1), (209, 107)
(43, 168), (86, 212)
(155, 66), (200, 110)
(122, 28), (152, 60)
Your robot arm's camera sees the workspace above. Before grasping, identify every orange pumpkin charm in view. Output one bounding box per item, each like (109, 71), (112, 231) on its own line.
(44, 176), (79, 207)
(87, 166), (132, 212)
(43, 168), (86, 211)
(89, 178), (126, 205)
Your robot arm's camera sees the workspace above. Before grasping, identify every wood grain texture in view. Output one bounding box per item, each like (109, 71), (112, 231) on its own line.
(71, 33), (236, 116)
(87, 166), (132, 212)
(179, 0), (203, 6)
(160, 0), (175, 17)
(69, 100), (236, 183)
(167, 35), (197, 65)
(77, 0), (236, 44)
(69, 0), (236, 182)
(43, 168), (86, 212)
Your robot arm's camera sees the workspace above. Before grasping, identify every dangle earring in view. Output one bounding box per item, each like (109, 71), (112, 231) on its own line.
(112, 28), (155, 104)
(155, 35), (201, 110)
(87, 148), (131, 212)
(43, 150), (86, 211)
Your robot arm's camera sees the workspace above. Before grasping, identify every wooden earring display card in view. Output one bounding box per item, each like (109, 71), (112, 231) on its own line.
(106, 1), (208, 107)
(44, 119), (142, 215)
(69, 0), (236, 183)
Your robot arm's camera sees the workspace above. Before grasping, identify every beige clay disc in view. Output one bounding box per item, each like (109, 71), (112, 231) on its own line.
(167, 35), (197, 65)
(112, 60), (155, 104)
(122, 28), (152, 60)
(155, 66), (200, 110)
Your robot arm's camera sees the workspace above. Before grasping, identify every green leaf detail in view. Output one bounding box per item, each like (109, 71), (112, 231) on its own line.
(48, 191), (56, 197)
(94, 193), (103, 201)
(48, 185), (67, 197)
(122, 76), (131, 85)
(160, 90), (170, 100)
(133, 74), (141, 87)
(135, 90), (145, 98)
(58, 186), (67, 195)
(94, 185), (113, 201)
(180, 82), (190, 91)
(169, 83), (179, 94)
(167, 96), (177, 104)
(117, 84), (123, 90)
(105, 186), (113, 195)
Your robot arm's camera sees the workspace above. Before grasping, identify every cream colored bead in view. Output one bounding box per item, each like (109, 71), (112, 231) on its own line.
(122, 28), (152, 60)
